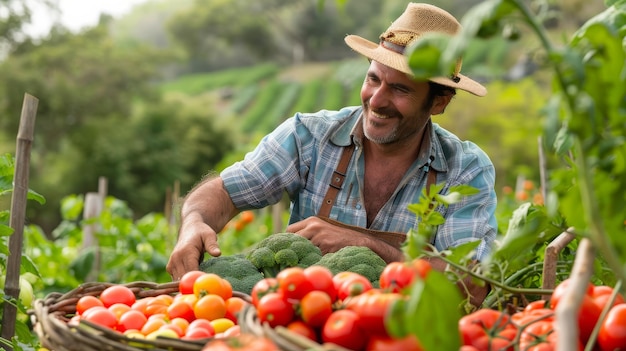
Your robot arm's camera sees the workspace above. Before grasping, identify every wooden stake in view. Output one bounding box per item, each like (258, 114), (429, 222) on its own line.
(1, 93), (38, 347)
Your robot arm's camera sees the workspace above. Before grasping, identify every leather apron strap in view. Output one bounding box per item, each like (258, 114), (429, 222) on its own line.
(317, 145), (438, 249)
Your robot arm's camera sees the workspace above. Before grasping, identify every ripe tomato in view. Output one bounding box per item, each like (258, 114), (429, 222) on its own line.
(277, 267), (314, 301)
(183, 326), (214, 340)
(322, 309), (367, 351)
(593, 285), (626, 311)
(108, 303), (131, 321)
(299, 290), (333, 328)
(366, 334), (423, 351)
(379, 262), (418, 293)
(99, 285), (136, 307)
(194, 294), (227, 321)
(409, 258), (431, 279)
(519, 320), (554, 351)
(286, 320), (318, 342)
(117, 309), (148, 332)
(82, 306), (118, 329)
(76, 295), (104, 315)
(458, 308), (515, 349)
(256, 292), (294, 328)
(141, 317), (168, 335)
(345, 291), (403, 336)
(550, 279), (602, 343)
(179, 270), (206, 295)
(186, 318), (215, 339)
(251, 278), (279, 306)
(303, 265), (337, 301)
(167, 300), (196, 322)
(225, 296), (249, 323)
(598, 304), (626, 351)
(201, 334), (280, 351)
(333, 272), (372, 300)
(194, 273), (232, 300)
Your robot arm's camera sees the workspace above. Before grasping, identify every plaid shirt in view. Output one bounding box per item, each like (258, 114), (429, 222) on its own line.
(221, 106), (497, 259)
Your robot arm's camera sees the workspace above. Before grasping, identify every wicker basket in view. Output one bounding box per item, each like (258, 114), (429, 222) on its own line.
(238, 304), (352, 351)
(32, 281), (250, 351)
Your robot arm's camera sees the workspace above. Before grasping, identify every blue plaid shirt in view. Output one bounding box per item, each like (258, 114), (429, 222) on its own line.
(221, 106), (497, 259)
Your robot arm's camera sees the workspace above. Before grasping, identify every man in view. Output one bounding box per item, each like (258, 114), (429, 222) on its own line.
(167, 3), (497, 305)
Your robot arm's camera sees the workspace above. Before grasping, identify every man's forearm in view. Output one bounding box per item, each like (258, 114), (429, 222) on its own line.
(180, 177), (238, 235)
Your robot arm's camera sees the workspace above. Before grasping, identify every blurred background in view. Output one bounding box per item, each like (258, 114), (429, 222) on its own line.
(0, 0), (606, 236)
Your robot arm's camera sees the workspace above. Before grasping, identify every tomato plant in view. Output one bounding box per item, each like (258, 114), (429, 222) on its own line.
(458, 308), (516, 351)
(598, 304), (626, 351)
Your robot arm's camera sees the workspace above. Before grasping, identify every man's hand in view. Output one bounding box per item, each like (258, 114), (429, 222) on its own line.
(286, 216), (403, 263)
(166, 212), (221, 280)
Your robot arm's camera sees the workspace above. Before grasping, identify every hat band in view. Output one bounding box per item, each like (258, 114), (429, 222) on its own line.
(380, 39), (405, 54)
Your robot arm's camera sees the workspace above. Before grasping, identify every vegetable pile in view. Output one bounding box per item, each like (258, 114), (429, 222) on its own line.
(199, 233), (386, 294)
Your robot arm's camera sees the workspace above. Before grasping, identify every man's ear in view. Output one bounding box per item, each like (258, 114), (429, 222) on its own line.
(430, 93), (454, 115)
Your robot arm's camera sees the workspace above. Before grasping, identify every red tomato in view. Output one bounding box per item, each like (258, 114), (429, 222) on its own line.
(379, 262), (418, 293)
(183, 326), (214, 340)
(593, 285), (626, 311)
(519, 320), (554, 351)
(511, 308), (554, 327)
(550, 279), (602, 344)
(187, 318), (215, 336)
(333, 272), (373, 300)
(299, 290), (333, 328)
(345, 291), (403, 336)
(117, 309), (148, 332)
(82, 306), (118, 329)
(366, 334), (423, 351)
(251, 278), (279, 307)
(303, 265), (337, 301)
(178, 270), (206, 295)
(256, 292), (294, 328)
(524, 300), (549, 312)
(276, 267), (314, 301)
(409, 258), (432, 279)
(322, 309), (367, 351)
(194, 273), (232, 300)
(76, 295), (104, 315)
(286, 320), (318, 342)
(598, 304), (626, 351)
(167, 300), (196, 322)
(99, 285), (136, 307)
(224, 296), (249, 323)
(458, 308), (515, 350)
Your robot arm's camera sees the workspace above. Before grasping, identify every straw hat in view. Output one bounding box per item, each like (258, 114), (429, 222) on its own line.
(345, 3), (487, 96)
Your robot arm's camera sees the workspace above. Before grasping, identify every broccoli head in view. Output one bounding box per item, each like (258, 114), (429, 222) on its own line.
(198, 253), (264, 295)
(314, 246), (386, 285)
(245, 233), (322, 277)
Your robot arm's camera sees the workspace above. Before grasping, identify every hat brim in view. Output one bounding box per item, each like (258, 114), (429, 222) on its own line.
(345, 35), (487, 97)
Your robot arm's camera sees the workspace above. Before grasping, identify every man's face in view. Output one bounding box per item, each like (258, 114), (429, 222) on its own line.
(360, 61), (441, 146)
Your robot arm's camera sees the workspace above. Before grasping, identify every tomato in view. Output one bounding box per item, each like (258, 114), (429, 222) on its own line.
(299, 290), (333, 328)
(524, 300), (549, 312)
(366, 334), (423, 351)
(194, 273), (232, 300)
(333, 272), (373, 300)
(186, 318), (215, 338)
(210, 318), (235, 334)
(141, 317), (168, 335)
(82, 306), (118, 329)
(167, 300), (196, 322)
(194, 294), (227, 321)
(409, 258), (432, 279)
(76, 295), (104, 315)
(593, 285), (626, 311)
(99, 285), (136, 307)
(170, 317), (190, 335)
(183, 326), (214, 340)
(379, 262), (418, 293)
(458, 308), (515, 351)
(345, 291), (403, 336)
(511, 308), (554, 327)
(550, 279), (602, 344)
(251, 278), (279, 306)
(598, 304), (626, 351)
(108, 303), (131, 320)
(201, 333), (280, 351)
(225, 296), (249, 323)
(303, 265), (337, 301)
(286, 320), (318, 342)
(179, 270), (206, 295)
(159, 323), (185, 337)
(117, 309), (148, 332)
(277, 267), (314, 301)
(322, 309), (367, 351)
(256, 292), (294, 328)
(519, 320), (554, 351)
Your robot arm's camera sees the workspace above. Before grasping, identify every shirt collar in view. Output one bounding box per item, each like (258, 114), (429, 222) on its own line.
(329, 107), (448, 173)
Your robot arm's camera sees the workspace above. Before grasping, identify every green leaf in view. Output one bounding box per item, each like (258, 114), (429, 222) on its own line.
(60, 194), (84, 221)
(70, 248), (96, 281)
(388, 270), (463, 351)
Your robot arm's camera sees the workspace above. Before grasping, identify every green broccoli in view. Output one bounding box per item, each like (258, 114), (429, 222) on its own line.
(314, 246), (387, 286)
(198, 253), (264, 295)
(246, 233), (322, 277)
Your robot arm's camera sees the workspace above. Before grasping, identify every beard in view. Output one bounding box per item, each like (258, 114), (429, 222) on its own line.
(362, 103), (431, 145)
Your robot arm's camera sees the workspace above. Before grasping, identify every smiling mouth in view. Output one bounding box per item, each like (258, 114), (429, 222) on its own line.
(371, 111), (392, 119)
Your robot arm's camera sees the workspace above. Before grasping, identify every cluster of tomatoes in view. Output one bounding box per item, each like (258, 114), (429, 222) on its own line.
(459, 278), (626, 351)
(249, 259), (432, 351)
(71, 272), (248, 342)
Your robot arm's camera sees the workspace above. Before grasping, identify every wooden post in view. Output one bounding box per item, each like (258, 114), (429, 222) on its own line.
(1, 93), (38, 346)
(82, 192), (103, 281)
